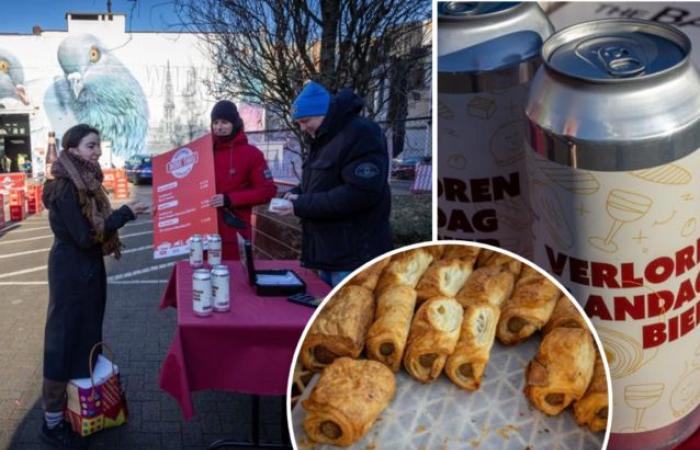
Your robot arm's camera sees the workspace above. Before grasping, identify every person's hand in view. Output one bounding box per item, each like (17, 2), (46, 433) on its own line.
(283, 192), (299, 201)
(127, 201), (149, 215)
(210, 194), (225, 208)
(276, 202), (295, 216)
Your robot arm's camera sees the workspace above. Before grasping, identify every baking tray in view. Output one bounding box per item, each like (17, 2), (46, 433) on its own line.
(291, 334), (605, 450)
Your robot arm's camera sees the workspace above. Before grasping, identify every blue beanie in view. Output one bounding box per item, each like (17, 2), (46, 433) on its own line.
(292, 81), (331, 120)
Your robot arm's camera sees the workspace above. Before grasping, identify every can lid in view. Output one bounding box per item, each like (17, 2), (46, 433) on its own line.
(193, 268), (211, 276)
(438, 2), (520, 19)
(544, 19), (690, 82)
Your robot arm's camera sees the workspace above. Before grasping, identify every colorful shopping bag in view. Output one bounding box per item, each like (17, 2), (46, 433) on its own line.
(64, 342), (128, 437)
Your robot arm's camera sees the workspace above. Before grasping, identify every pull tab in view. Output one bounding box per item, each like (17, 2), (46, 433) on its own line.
(598, 45), (645, 77)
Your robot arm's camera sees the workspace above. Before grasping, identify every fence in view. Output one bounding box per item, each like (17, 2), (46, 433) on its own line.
(246, 116), (431, 182)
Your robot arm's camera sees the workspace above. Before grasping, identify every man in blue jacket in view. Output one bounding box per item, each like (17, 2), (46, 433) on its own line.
(278, 81), (392, 287)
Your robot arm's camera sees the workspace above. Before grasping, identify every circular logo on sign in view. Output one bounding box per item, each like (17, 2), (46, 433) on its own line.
(166, 147), (199, 179)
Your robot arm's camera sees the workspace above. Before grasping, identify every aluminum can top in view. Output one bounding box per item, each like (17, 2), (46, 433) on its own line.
(193, 268), (211, 280)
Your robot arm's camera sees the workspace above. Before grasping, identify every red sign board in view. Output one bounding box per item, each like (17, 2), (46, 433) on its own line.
(152, 134), (218, 259)
(0, 173), (26, 196)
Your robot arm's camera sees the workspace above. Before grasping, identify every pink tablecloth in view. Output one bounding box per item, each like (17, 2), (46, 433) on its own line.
(676, 427), (700, 450)
(158, 260), (329, 420)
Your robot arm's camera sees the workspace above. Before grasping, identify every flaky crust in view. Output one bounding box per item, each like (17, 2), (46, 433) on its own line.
(441, 245), (481, 262)
(456, 266), (515, 308)
(497, 266), (560, 345)
(403, 297), (463, 383)
(543, 295), (588, 335)
(302, 358), (396, 447)
(346, 257), (391, 291)
(301, 285), (375, 372)
(574, 354), (609, 432)
(366, 285), (417, 372)
(415, 258), (474, 303)
(524, 328), (595, 416)
(375, 248), (434, 296)
(476, 249), (522, 276)
(445, 302), (500, 390)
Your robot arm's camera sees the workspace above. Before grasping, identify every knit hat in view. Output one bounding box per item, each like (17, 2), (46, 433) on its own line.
(211, 100), (241, 125)
(292, 81), (331, 120)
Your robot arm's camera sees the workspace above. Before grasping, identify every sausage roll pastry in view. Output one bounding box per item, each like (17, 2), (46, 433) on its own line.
(375, 248), (434, 296)
(403, 296), (463, 383)
(303, 358), (396, 447)
(415, 258), (474, 303)
(497, 266), (560, 345)
(445, 301), (500, 390)
(574, 354), (609, 432)
(524, 327), (595, 416)
(301, 285), (374, 372)
(366, 285), (417, 372)
(543, 294), (588, 335)
(476, 249), (522, 276)
(346, 257), (391, 291)
(455, 266), (515, 309)
(441, 245), (481, 262)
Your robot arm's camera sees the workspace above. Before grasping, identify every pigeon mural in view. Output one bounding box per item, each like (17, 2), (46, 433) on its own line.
(45, 33), (149, 159)
(0, 48), (29, 106)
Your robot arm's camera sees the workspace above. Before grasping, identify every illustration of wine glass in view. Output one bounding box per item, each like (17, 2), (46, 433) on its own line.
(589, 189), (653, 253)
(623, 383), (665, 432)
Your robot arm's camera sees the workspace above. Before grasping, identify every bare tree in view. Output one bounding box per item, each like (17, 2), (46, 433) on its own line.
(174, 0), (430, 147)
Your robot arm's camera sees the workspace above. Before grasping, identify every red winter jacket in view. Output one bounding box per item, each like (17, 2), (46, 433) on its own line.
(213, 130), (276, 258)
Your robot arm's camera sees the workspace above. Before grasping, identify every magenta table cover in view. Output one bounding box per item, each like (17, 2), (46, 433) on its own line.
(158, 260), (329, 420)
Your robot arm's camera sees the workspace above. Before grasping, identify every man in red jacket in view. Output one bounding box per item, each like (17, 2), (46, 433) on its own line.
(208, 100), (276, 259)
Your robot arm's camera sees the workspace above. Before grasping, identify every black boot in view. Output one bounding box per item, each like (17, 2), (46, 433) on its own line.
(40, 421), (88, 449)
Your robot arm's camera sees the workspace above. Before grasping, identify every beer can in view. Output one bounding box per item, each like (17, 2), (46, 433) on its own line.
(189, 234), (204, 267)
(192, 268), (213, 317)
(211, 264), (230, 312)
(208, 234), (222, 266)
(437, 2), (553, 258)
(525, 19), (700, 450)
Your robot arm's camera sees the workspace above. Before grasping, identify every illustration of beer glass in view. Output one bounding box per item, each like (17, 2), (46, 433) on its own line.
(589, 189), (653, 253)
(623, 383), (665, 431)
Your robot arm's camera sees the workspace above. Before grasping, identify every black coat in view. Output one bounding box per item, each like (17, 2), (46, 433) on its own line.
(42, 178), (134, 381)
(292, 89), (392, 271)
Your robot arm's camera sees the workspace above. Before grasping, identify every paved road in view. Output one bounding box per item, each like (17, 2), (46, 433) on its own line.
(0, 184), (287, 450)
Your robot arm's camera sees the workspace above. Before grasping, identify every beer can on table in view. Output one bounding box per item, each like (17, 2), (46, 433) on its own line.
(192, 268), (213, 317)
(437, 2), (553, 258)
(189, 234), (204, 267)
(211, 264), (230, 312)
(208, 234), (222, 266)
(525, 19), (700, 450)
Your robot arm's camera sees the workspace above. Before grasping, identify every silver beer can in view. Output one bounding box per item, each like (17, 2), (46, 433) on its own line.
(208, 234), (222, 266)
(192, 268), (213, 317)
(437, 2), (553, 258)
(525, 19), (700, 450)
(211, 264), (230, 312)
(189, 234), (204, 267)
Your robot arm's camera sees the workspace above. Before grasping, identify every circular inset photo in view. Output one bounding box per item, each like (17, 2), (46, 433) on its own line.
(287, 242), (611, 449)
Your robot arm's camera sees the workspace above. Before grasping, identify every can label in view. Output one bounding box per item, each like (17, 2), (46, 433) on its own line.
(189, 238), (203, 267)
(212, 270), (230, 312)
(208, 236), (222, 266)
(192, 275), (212, 317)
(526, 147), (700, 433)
(438, 82), (533, 258)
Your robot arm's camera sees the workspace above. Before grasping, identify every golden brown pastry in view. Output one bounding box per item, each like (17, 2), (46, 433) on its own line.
(476, 249), (522, 276)
(445, 301), (500, 390)
(300, 285), (374, 372)
(366, 285), (417, 372)
(425, 245), (446, 259)
(346, 257), (391, 291)
(441, 245), (481, 262)
(497, 266), (560, 345)
(415, 258), (474, 303)
(574, 354), (609, 432)
(524, 327), (595, 416)
(303, 358), (396, 447)
(375, 248), (434, 296)
(543, 294), (588, 335)
(455, 266), (515, 308)
(403, 296), (463, 383)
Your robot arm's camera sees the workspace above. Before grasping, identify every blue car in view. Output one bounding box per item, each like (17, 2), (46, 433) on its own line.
(124, 154), (152, 185)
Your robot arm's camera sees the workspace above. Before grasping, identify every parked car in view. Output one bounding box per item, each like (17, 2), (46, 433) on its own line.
(391, 155), (430, 180)
(124, 154), (152, 185)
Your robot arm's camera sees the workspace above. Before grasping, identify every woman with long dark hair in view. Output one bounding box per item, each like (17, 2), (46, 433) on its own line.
(40, 124), (147, 448)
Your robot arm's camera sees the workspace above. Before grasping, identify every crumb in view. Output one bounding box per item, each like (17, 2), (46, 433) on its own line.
(470, 439), (481, 448)
(544, 428), (550, 433)
(363, 443), (377, 450)
(496, 424), (520, 440)
(416, 425), (426, 433)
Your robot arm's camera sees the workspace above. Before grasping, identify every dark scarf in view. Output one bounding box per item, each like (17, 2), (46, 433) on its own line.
(51, 150), (123, 258)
